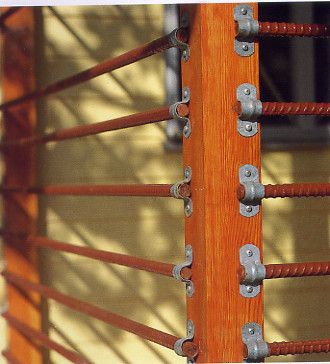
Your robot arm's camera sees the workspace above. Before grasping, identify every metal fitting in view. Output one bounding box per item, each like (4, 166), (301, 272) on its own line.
(234, 5), (255, 56)
(169, 87), (191, 138)
(169, 28), (190, 61)
(240, 244), (265, 298)
(171, 166), (193, 217)
(172, 244), (194, 297)
(236, 18), (259, 40)
(240, 181), (265, 204)
(238, 164), (261, 217)
(239, 100), (263, 121)
(237, 84), (260, 137)
(174, 320), (195, 359)
(242, 323), (269, 361)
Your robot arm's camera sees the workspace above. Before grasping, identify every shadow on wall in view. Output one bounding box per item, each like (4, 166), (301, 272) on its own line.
(35, 5), (186, 364)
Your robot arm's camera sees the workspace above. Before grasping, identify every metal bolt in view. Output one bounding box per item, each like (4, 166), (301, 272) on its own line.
(246, 286), (253, 293)
(185, 168), (191, 179)
(245, 123), (253, 132)
(182, 50), (188, 60)
(246, 249), (253, 257)
(242, 44), (249, 52)
(186, 283), (193, 296)
(248, 327), (255, 335)
(243, 88), (250, 95)
(183, 89), (188, 98)
(183, 125), (189, 137)
(246, 206), (253, 213)
(244, 169), (251, 177)
(185, 203), (192, 215)
(240, 7), (247, 15)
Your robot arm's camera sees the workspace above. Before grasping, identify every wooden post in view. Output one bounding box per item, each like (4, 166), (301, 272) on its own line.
(181, 4), (262, 362)
(1, 8), (41, 363)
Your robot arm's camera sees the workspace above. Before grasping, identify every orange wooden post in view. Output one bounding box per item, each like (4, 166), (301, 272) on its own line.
(181, 4), (262, 362)
(1, 8), (41, 363)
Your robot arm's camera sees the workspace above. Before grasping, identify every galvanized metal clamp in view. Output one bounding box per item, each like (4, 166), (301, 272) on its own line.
(239, 164), (263, 217)
(173, 244), (194, 297)
(174, 320), (196, 363)
(239, 244), (265, 298)
(234, 4), (258, 56)
(242, 322), (269, 362)
(171, 166), (193, 217)
(170, 12), (190, 62)
(237, 84), (262, 137)
(169, 87), (191, 138)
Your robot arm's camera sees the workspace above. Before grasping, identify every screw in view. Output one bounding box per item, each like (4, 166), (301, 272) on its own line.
(246, 206), (253, 213)
(244, 169), (251, 177)
(246, 249), (253, 257)
(185, 203), (192, 216)
(185, 168), (191, 179)
(182, 50), (188, 60)
(243, 88), (250, 95)
(183, 89), (188, 98)
(246, 286), (253, 293)
(183, 124), (190, 137)
(245, 123), (253, 132)
(242, 44), (249, 52)
(186, 283), (193, 296)
(248, 327), (255, 335)
(240, 7), (247, 15)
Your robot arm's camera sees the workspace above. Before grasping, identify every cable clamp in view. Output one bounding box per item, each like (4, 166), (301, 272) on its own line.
(239, 164), (261, 217)
(170, 87), (191, 138)
(242, 322), (269, 361)
(173, 244), (194, 297)
(234, 4), (258, 56)
(171, 166), (193, 217)
(169, 25), (190, 62)
(174, 320), (196, 362)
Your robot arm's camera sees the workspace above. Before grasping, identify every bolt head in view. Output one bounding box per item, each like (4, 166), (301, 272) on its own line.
(244, 169), (251, 177)
(246, 249), (253, 257)
(186, 283), (193, 296)
(183, 89), (188, 98)
(245, 123), (253, 132)
(242, 44), (249, 51)
(246, 286), (253, 293)
(246, 206), (253, 213)
(243, 88), (251, 95)
(184, 168), (190, 179)
(185, 204), (192, 214)
(248, 327), (255, 335)
(183, 125), (190, 136)
(240, 7), (247, 15)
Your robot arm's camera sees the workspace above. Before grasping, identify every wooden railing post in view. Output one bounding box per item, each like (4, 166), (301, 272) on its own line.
(1, 8), (41, 363)
(181, 4), (262, 362)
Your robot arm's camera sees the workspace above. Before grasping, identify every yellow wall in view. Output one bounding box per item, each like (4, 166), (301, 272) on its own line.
(0, 5), (329, 364)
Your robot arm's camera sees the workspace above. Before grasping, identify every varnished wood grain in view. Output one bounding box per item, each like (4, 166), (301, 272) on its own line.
(2, 8), (41, 363)
(181, 4), (262, 362)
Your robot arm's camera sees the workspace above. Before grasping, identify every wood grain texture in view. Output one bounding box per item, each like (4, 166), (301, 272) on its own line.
(2, 8), (41, 363)
(181, 4), (262, 362)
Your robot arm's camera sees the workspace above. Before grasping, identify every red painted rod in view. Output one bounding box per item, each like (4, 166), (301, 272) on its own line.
(0, 28), (187, 111)
(262, 102), (330, 116)
(27, 235), (191, 279)
(2, 313), (90, 364)
(259, 22), (329, 38)
(239, 261), (330, 282)
(268, 339), (330, 356)
(2, 350), (22, 364)
(0, 104), (189, 147)
(3, 271), (198, 358)
(0, 183), (191, 198)
(237, 183), (330, 200)
(0, 7), (22, 25)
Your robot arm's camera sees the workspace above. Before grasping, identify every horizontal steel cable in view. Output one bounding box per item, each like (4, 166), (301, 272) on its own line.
(0, 104), (189, 147)
(3, 271), (198, 358)
(0, 7), (22, 25)
(265, 262), (330, 279)
(268, 339), (330, 356)
(26, 235), (191, 279)
(259, 21), (329, 38)
(0, 28), (187, 111)
(0, 183), (191, 198)
(3, 313), (90, 364)
(262, 102), (330, 116)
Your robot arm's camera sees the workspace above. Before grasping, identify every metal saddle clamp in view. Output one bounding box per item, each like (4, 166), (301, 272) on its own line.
(174, 320), (196, 363)
(172, 244), (194, 297)
(171, 166), (193, 217)
(242, 322), (269, 362)
(169, 87), (191, 138)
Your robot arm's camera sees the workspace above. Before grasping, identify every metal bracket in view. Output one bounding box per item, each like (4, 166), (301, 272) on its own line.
(171, 166), (193, 217)
(170, 13), (190, 62)
(170, 87), (191, 138)
(239, 244), (265, 298)
(242, 323), (269, 362)
(239, 164), (261, 217)
(174, 319), (196, 362)
(173, 244), (194, 297)
(237, 84), (261, 137)
(234, 5), (256, 56)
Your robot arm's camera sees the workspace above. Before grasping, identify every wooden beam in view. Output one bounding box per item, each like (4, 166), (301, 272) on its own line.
(1, 7), (41, 363)
(181, 4), (262, 362)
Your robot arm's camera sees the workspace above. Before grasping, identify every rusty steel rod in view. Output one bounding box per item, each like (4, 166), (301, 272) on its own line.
(0, 7), (22, 25)
(28, 235), (191, 280)
(0, 183), (191, 198)
(2, 313), (91, 364)
(3, 271), (198, 358)
(259, 21), (330, 38)
(267, 339), (330, 356)
(265, 262), (330, 279)
(0, 28), (187, 111)
(237, 183), (330, 201)
(262, 102), (330, 116)
(2, 350), (22, 364)
(0, 104), (189, 147)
